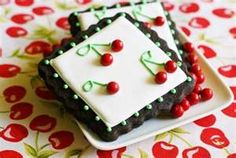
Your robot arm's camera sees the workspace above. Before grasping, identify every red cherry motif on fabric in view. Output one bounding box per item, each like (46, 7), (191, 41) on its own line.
(218, 65), (236, 78)
(111, 39), (123, 52)
(97, 147), (126, 158)
(198, 45), (217, 58)
(155, 71), (167, 84)
(229, 27), (236, 38)
(154, 16), (165, 26)
(75, 0), (92, 4)
(230, 86), (236, 100)
(0, 0), (10, 5)
(101, 53), (113, 66)
(212, 8), (235, 18)
(179, 2), (199, 13)
(35, 86), (55, 100)
(200, 127), (229, 148)
(187, 92), (200, 105)
(49, 131), (74, 149)
(183, 42), (195, 53)
(11, 13), (34, 24)
(0, 123), (28, 142)
(188, 17), (210, 29)
(165, 60), (177, 73)
(25, 41), (52, 56)
(10, 102), (33, 120)
(6, 26), (27, 37)
(162, 1), (174, 11)
(182, 146), (211, 158)
(222, 102), (236, 118)
(181, 26), (191, 36)
(29, 115), (56, 132)
(0, 64), (21, 78)
(228, 153), (236, 158)
(200, 88), (213, 101)
(152, 141), (178, 158)
(171, 104), (184, 118)
(107, 82), (119, 94)
(194, 114), (216, 127)
(0, 150), (23, 158)
(56, 17), (70, 30)
(15, 0), (34, 6)
(32, 6), (54, 16)
(3, 85), (26, 103)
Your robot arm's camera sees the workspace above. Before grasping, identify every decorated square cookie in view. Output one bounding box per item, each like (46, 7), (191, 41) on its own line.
(39, 13), (195, 141)
(69, 0), (183, 60)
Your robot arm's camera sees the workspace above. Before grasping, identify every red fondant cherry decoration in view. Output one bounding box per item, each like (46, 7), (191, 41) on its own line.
(193, 84), (202, 94)
(154, 16), (165, 26)
(183, 42), (195, 53)
(190, 63), (202, 74)
(200, 88), (213, 101)
(196, 72), (206, 84)
(165, 60), (177, 73)
(171, 104), (184, 118)
(101, 53), (113, 66)
(155, 71), (167, 84)
(144, 22), (152, 28)
(107, 82), (119, 94)
(111, 39), (123, 52)
(180, 98), (190, 111)
(187, 53), (198, 64)
(187, 92), (200, 105)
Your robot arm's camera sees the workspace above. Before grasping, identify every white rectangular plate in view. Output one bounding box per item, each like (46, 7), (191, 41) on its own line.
(76, 30), (234, 150)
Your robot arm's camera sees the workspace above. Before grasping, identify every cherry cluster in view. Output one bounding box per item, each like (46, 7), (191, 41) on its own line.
(171, 42), (213, 118)
(101, 39), (123, 66)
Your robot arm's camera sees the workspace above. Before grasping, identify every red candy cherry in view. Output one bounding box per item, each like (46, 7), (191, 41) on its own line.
(155, 71), (167, 84)
(171, 104), (184, 118)
(165, 60), (177, 73)
(196, 72), (206, 84)
(187, 53), (198, 64)
(111, 39), (123, 52)
(107, 82), (119, 94)
(187, 92), (200, 105)
(200, 88), (213, 101)
(183, 42), (195, 53)
(154, 16), (165, 26)
(180, 98), (190, 111)
(193, 84), (202, 94)
(101, 53), (113, 66)
(144, 22), (152, 28)
(191, 63), (202, 74)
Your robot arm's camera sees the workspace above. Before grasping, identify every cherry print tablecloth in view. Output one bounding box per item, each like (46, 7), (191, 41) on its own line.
(0, 0), (236, 157)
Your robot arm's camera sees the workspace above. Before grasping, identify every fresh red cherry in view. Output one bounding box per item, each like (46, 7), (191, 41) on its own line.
(171, 104), (184, 118)
(187, 92), (200, 105)
(180, 98), (190, 111)
(165, 60), (177, 73)
(106, 82), (119, 94)
(183, 42), (194, 53)
(196, 72), (206, 84)
(101, 53), (113, 66)
(193, 84), (202, 94)
(155, 71), (167, 84)
(190, 63), (202, 74)
(111, 39), (123, 52)
(200, 88), (213, 101)
(187, 53), (198, 64)
(154, 16), (165, 26)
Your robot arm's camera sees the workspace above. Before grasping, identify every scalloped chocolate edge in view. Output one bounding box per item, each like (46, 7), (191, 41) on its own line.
(38, 13), (195, 141)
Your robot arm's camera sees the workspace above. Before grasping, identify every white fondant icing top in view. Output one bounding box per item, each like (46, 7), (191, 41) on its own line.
(77, 1), (182, 60)
(51, 16), (187, 127)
